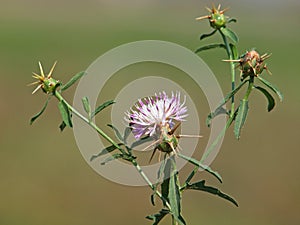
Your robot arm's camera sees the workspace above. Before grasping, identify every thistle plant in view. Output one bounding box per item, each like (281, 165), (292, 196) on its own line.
(29, 4), (282, 225)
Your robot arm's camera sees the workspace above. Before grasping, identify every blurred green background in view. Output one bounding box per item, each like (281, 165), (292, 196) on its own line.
(1, 0), (299, 224)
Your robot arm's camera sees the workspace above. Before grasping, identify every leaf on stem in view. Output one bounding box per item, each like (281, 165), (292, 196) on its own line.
(82, 96), (91, 118)
(257, 76), (283, 102)
(206, 107), (228, 127)
(91, 100), (115, 118)
(207, 79), (248, 127)
(167, 157), (186, 225)
(220, 27), (239, 43)
(186, 180), (238, 207)
(90, 143), (124, 161)
(234, 99), (249, 139)
(107, 124), (123, 142)
(146, 209), (170, 225)
(200, 29), (217, 40)
(195, 43), (226, 53)
(100, 153), (124, 165)
(30, 96), (51, 125)
(58, 100), (72, 128)
(230, 43), (239, 60)
(151, 157), (168, 206)
(123, 126), (132, 144)
(130, 135), (156, 149)
(60, 71), (86, 91)
(254, 86), (275, 112)
(177, 153), (222, 183)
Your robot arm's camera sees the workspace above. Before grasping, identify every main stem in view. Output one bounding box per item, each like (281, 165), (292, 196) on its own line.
(185, 31), (238, 184)
(219, 29), (236, 117)
(54, 90), (171, 210)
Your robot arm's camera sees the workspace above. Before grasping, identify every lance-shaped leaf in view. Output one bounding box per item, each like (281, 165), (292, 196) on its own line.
(167, 158), (186, 225)
(206, 107), (228, 127)
(151, 157), (168, 206)
(30, 97), (51, 125)
(178, 153), (222, 183)
(91, 100), (115, 118)
(130, 135), (156, 149)
(146, 209), (170, 225)
(186, 180), (238, 207)
(107, 124), (123, 142)
(207, 79), (248, 127)
(234, 99), (249, 139)
(195, 43), (226, 53)
(58, 100), (72, 128)
(257, 76), (283, 102)
(230, 43), (239, 60)
(60, 71), (86, 91)
(82, 96), (91, 119)
(254, 86), (275, 112)
(100, 153), (124, 165)
(90, 143), (124, 161)
(221, 27), (239, 43)
(123, 127), (132, 144)
(200, 29), (217, 40)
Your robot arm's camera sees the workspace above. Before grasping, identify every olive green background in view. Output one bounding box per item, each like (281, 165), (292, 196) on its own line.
(1, 0), (299, 224)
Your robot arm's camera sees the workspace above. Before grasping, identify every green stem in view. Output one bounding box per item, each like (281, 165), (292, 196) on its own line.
(54, 90), (125, 154)
(184, 114), (234, 185)
(54, 90), (171, 210)
(219, 29), (236, 116)
(132, 159), (172, 210)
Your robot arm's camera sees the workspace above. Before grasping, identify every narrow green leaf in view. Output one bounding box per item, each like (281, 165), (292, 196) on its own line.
(178, 153), (222, 183)
(82, 96), (91, 116)
(200, 29), (217, 40)
(146, 209), (170, 225)
(107, 124), (123, 142)
(90, 143), (124, 161)
(30, 97), (51, 125)
(230, 43), (239, 60)
(221, 27), (239, 43)
(123, 127), (132, 144)
(254, 86), (275, 112)
(91, 100), (115, 118)
(206, 107), (228, 127)
(100, 153), (124, 165)
(58, 101), (72, 128)
(234, 99), (249, 139)
(61, 71), (86, 91)
(206, 80), (249, 127)
(227, 18), (237, 23)
(151, 157), (168, 206)
(195, 43), (226, 53)
(207, 79), (248, 127)
(168, 157), (186, 225)
(187, 180), (238, 207)
(257, 76), (283, 102)
(161, 158), (171, 207)
(130, 135), (155, 149)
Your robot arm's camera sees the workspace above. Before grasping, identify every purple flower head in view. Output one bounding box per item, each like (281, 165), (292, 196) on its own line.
(125, 91), (188, 140)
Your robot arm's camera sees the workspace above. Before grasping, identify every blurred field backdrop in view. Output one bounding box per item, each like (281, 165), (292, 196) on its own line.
(1, 0), (299, 224)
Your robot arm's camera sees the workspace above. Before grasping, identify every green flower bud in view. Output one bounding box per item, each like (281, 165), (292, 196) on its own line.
(196, 4), (228, 29)
(29, 61), (61, 94)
